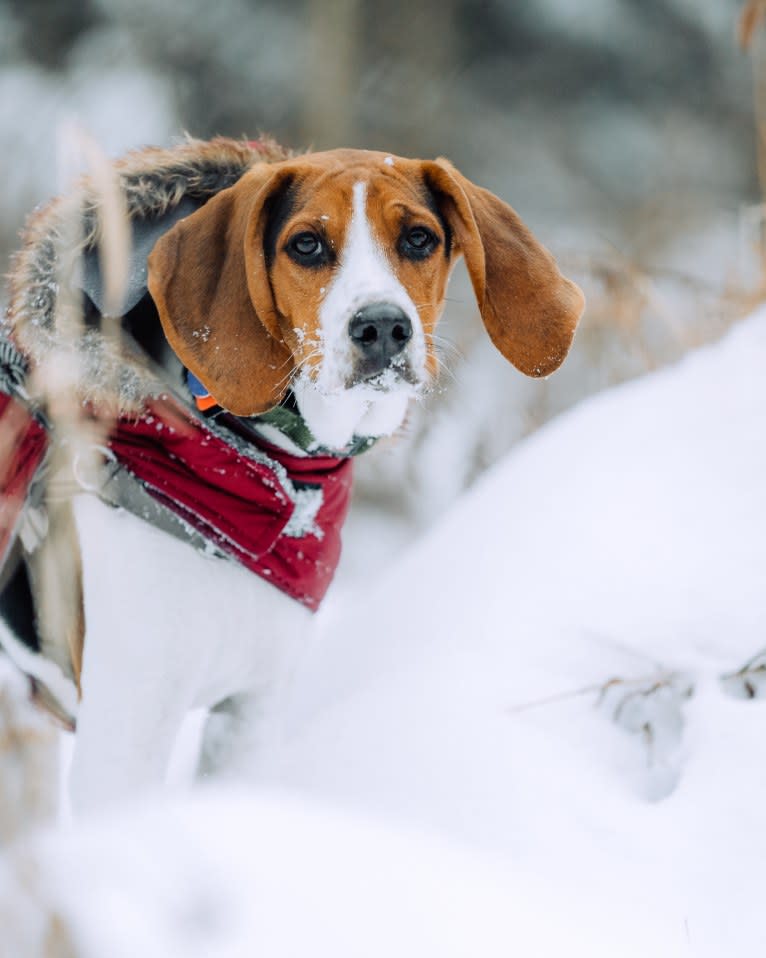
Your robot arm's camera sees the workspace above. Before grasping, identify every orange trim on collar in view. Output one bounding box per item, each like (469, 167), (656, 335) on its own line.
(194, 393), (219, 412)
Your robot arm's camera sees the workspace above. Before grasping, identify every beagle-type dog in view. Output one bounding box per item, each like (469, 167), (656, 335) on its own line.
(1, 138), (584, 810)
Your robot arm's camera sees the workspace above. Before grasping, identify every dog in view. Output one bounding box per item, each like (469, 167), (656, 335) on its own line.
(0, 137), (584, 811)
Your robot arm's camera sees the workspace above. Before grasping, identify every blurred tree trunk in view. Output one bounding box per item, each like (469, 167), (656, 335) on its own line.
(373, 0), (458, 155)
(301, 0), (457, 153)
(302, 0), (362, 148)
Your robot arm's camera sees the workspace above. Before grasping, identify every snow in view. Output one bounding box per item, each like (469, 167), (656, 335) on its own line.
(276, 307), (766, 953)
(3, 788), (683, 958)
(4, 307), (766, 954)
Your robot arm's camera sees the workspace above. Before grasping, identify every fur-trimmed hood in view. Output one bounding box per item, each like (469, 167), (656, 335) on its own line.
(4, 136), (291, 413)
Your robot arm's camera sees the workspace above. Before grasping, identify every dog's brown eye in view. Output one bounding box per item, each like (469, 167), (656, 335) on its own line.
(291, 232), (321, 254)
(284, 231), (327, 267)
(400, 226), (438, 260)
(408, 228), (430, 248)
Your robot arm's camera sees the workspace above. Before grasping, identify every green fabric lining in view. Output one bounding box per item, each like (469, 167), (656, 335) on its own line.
(254, 401), (378, 458)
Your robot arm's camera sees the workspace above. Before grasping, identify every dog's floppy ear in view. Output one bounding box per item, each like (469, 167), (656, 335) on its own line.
(423, 159), (585, 377)
(147, 165), (295, 415)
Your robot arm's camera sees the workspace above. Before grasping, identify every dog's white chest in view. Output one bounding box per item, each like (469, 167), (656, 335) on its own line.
(73, 496), (312, 710)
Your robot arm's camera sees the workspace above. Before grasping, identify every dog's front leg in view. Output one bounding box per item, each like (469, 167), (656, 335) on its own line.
(196, 593), (314, 782)
(70, 650), (192, 813)
(197, 684), (288, 783)
(69, 497), (201, 814)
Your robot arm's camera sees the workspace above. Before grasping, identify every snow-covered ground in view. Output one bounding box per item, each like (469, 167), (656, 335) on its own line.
(2, 786), (677, 958)
(280, 305), (766, 954)
(4, 306), (766, 955)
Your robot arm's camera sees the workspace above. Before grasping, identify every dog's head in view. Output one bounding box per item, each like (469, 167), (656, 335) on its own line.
(148, 149), (585, 448)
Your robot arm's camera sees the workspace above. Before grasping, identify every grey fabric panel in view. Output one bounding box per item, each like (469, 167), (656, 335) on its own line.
(96, 462), (228, 562)
(80, 196), (204, 316)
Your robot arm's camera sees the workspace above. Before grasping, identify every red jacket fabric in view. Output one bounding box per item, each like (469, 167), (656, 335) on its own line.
(0, 392), (48, 569)
(108, 398), (353, 611)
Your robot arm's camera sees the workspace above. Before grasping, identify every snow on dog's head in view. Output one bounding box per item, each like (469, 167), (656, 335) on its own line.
(148, 149), (585, 449)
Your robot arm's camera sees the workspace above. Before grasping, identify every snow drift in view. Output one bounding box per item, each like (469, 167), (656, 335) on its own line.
(278, 306), (766, 955)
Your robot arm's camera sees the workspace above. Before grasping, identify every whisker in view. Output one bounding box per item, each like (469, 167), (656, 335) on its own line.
(270, 359), (304, 395)
(434, 360), (458, 386)
(431, 335), (464, 362)
(430, 338), (463, 375)
(269, 347), (325, 394)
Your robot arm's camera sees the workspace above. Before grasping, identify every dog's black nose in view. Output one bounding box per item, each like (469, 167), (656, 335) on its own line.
(348, 304), (413, 377)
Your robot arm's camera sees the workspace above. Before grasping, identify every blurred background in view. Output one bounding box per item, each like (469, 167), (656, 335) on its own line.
(0, 0), (763, 566)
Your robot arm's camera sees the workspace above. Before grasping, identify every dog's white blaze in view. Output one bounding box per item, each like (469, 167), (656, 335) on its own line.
(316, 181), (425, 391)
(293, 180), (423, 449)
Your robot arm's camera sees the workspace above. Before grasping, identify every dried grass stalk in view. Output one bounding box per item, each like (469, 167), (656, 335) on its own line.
(28, 124), (129, 693)
(0, 658), (58, 844)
